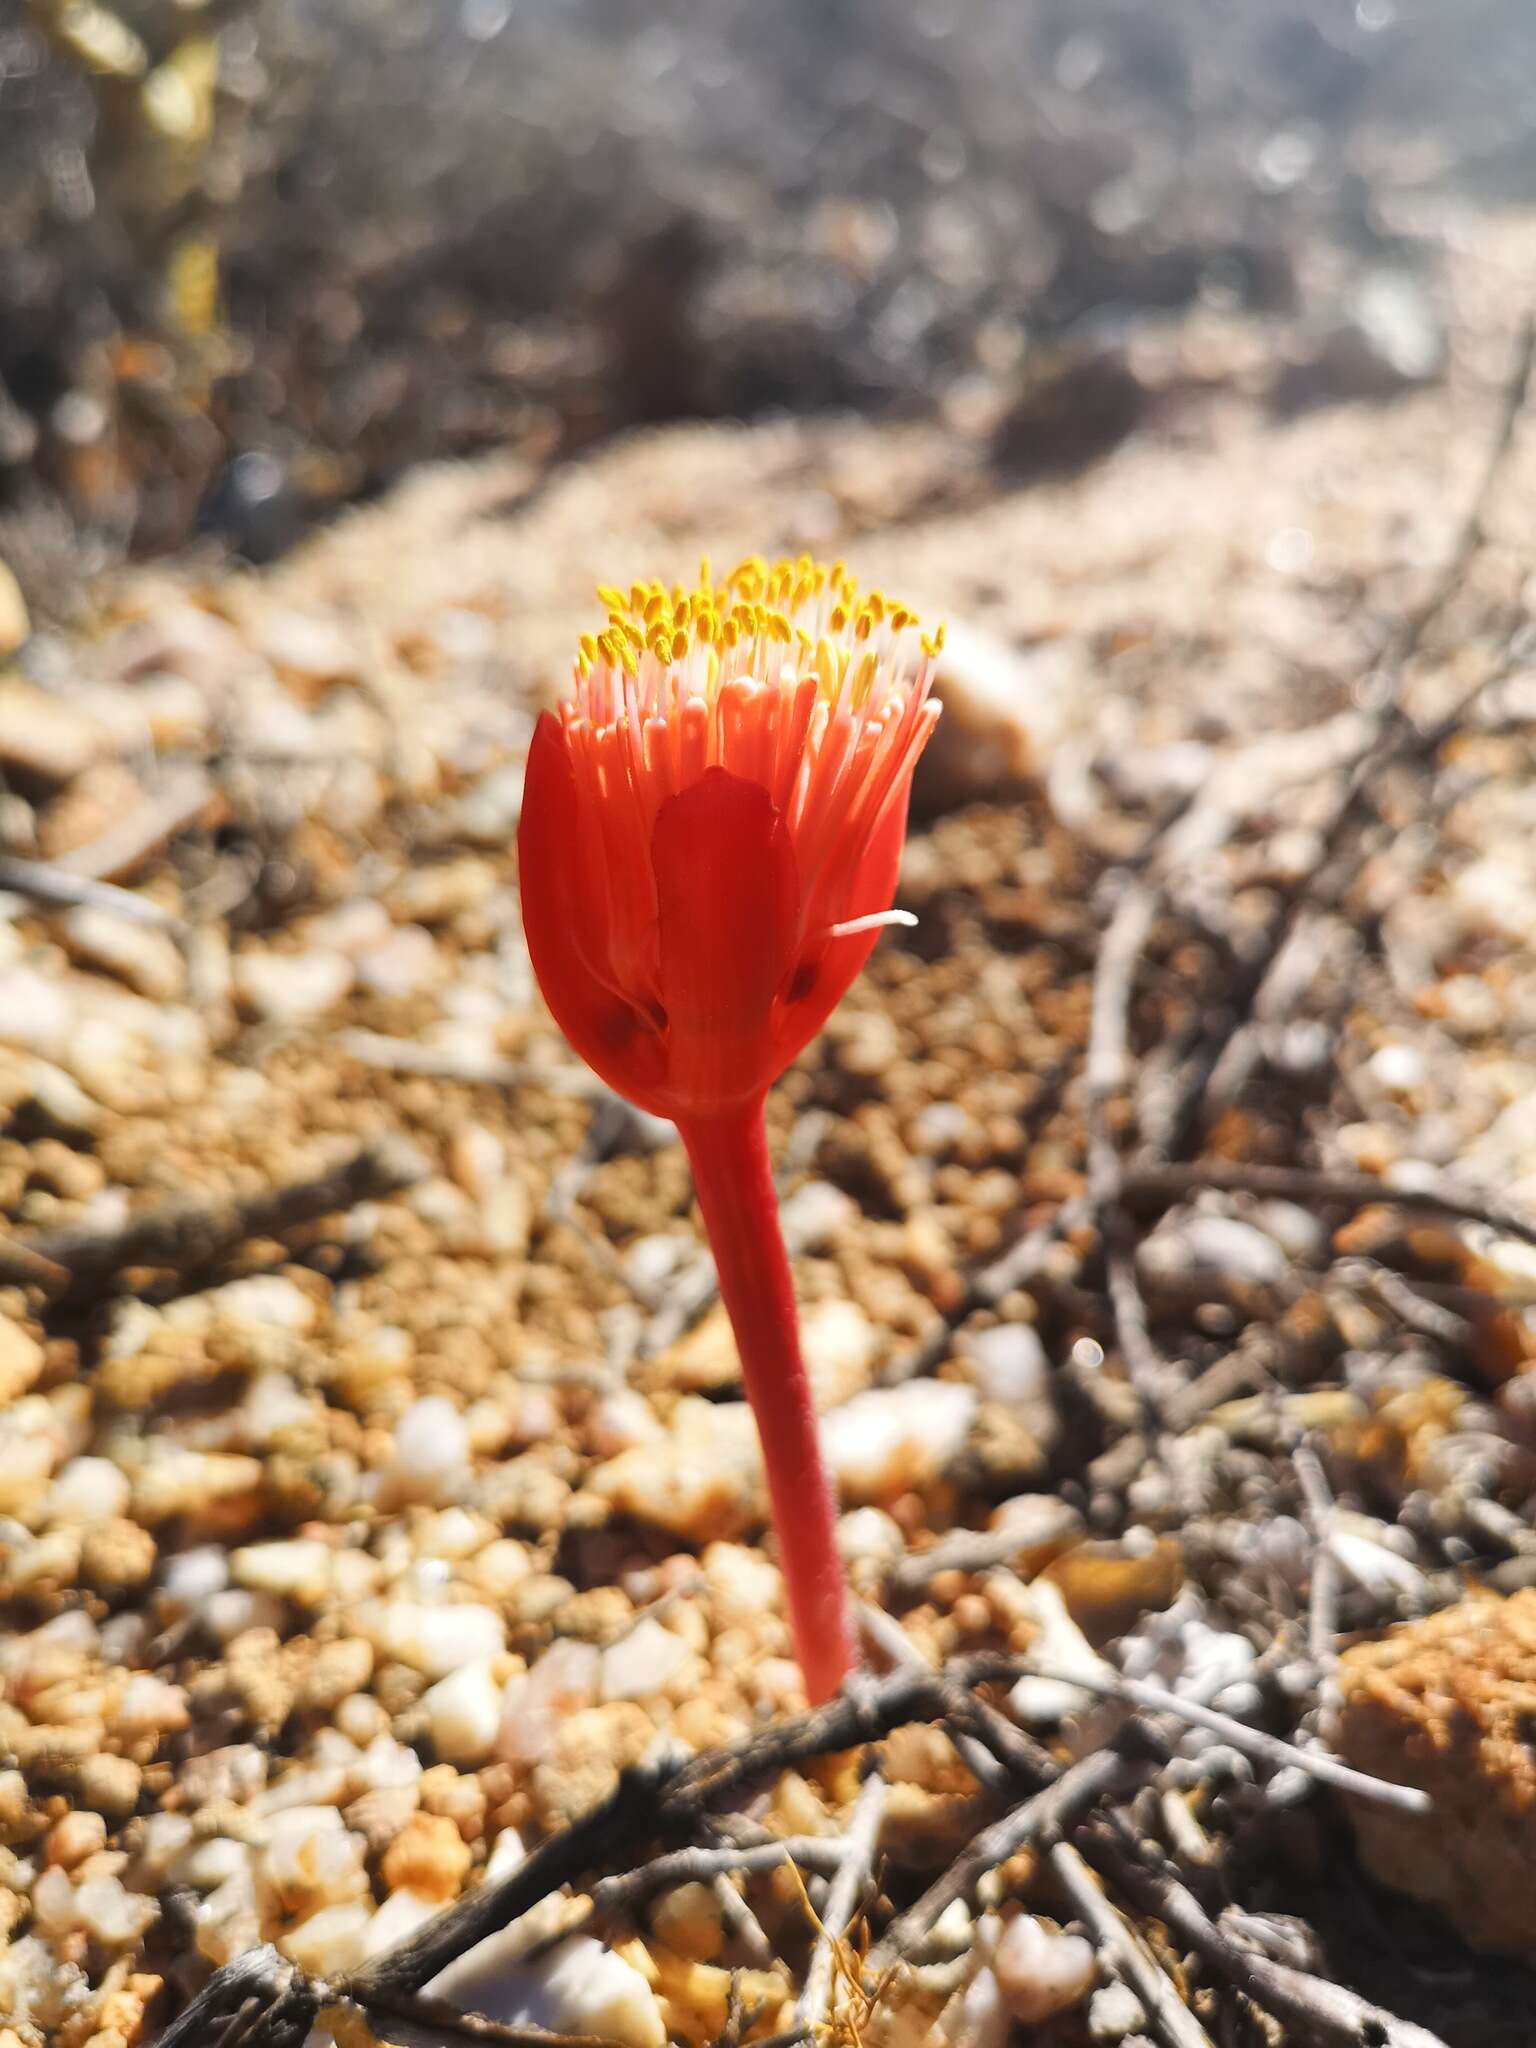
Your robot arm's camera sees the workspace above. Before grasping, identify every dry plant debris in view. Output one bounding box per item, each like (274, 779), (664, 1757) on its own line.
(2, 208), (1536, 2048)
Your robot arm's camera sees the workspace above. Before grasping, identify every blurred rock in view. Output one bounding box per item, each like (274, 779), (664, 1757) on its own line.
(992, 342), (1151, 480)
(1335, 1588), (1536, 1951)
(0, 562), (29, 658)
(1271, 270), (1445, 412)
(0, 679), (111, 791)
(915, 624), (1082, 814)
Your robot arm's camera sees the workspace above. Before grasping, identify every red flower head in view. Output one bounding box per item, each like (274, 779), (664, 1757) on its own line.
(518, 556), (941, 1705)
(518, 556), (941, 1122)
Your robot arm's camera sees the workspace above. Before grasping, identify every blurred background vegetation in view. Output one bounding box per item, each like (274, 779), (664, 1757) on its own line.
(4, 0), (1534, 610)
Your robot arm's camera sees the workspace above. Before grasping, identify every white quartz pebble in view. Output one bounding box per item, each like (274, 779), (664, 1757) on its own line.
(354, 1597), (505, 1679)
(994, 1914), (1097, 2024)
(364, 1887), (440, 1958)
(426, 1933), (666, 2048)
(231, 1539), (334, 1603)
(281, 1901), (373, 1974)
(43, 1456), (130, 1526)
(423, 1659), (505, 1766)
(600, 1617), (692, 1701)
(388, 1396), (471, 1505)
(821, 1380), (978, 1502)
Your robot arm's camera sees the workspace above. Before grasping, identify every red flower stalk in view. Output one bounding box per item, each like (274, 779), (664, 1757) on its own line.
(518, 555), (940, 1701)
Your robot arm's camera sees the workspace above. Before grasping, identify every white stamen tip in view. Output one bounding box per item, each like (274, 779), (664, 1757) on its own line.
(827, 909), (918, 940)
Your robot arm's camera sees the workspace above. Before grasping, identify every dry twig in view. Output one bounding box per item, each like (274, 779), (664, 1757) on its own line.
(1081, 1821), (1454, 2048)
(1050, 1840), (1216, 2048)
(0, 1136), (426, 1293)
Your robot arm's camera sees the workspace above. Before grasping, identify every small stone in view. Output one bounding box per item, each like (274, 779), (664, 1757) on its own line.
(426, 1932), (667, 2048)
(45, 1811), (107, 1871)
(364, 1886), (439, 1958)
(590, 1399), (763, 1543)
(1089, 1980), (1149, 2042)
(650, 1878), (726, 1963)
(280, 1901), (372, 1974)
(389, 857), (499, 926)
(529, 1702), (657, 1829)
(702, 1542), (782, 1625)
(193, 1872), (261, 1966)
(821, 1381), (978, 1503)
(836, 1507), (905, 1576)
(355, 924), (442, 997)
(230, 1539), (334, 1605)
(73, 1874), (159, 1948)
(232, 947), (354, 1023)
(385, 1396), (470, 1507)
(993, 1914), (1097, 2023)
(42, 1456), (131, 1526)
(62, 909), (185, 1002)
(0, 1324), (43, 1408)
(959, 1322), (1050, 1406)
(257, 609), (357, 687)
(74, 1753), (142, 1821)
(1007, 1578), (1113, 1725)
(0, 563), (29, 658)
(0, 678), (110, 788)
(1041, 1539), (1183, 1645)
(600, 1617), (693, 1702)
(499, 1639), (601, 1765)
(802, 1298), (881, 1407)
(423, 1660), (504, 1767)
(354, 1597), (506, 1679)
(1368, 1043), (1427, 1093)
(589, 1391), (665, 1458)
(159, 1544), (230, 1608)
(916, 623), (1083, 812)
(938, 1964), (1010, 2048)
(80, 1520), (157, 1595)
(256, 1806), (368, 1918)
(1137, 1213), (1289, 1304)
(378, 1810), (473, 1905)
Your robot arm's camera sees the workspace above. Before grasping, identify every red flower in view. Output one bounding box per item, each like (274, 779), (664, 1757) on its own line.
(517, 556), (940, 1122)
(518, 556), (940, 1703)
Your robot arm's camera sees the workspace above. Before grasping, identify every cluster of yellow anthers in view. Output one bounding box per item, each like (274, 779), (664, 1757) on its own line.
(559, 556), (943, 870)
(570, 554), (945, 721)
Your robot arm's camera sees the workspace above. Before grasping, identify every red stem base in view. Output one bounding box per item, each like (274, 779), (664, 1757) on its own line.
(678, 1100), (858, 1705)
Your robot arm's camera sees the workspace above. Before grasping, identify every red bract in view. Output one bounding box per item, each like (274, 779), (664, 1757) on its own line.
(518, 556), (940, 1702)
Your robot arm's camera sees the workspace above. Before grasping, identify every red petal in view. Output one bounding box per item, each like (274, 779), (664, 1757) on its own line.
(652, 768), (800, 1110)
(517, 713), (667, 1105)
(772, 784), (911, 1069)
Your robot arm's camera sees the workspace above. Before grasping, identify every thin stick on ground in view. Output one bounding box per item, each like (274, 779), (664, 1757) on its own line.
(1081, 1820), (1455, 2048)
(1119, 1158), (1536, 1249)
(1086, 879), (1180, 1435)
(1145, 313), (1536, 1161)
(1049, 1840), (1217, 2048)
(856, 1599), (1015, 1796)
(561, 1837), (850, 1949)
(797, 1770), (887, 2027)
(1018, 1663), (1429, 1814)
(1293, 1443), (1341, 1673)
(0, 1136), (427, 1292)
(0, 853), (185, 928)
(883, 1499), (1083, 1600)
(868, 1747), (1145, 1970)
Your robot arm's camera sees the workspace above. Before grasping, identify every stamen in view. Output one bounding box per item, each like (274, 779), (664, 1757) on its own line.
(826, 909), (918, 939)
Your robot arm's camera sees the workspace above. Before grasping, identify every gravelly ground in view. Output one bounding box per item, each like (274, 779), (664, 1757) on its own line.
(1, 202), (1536, 2047)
